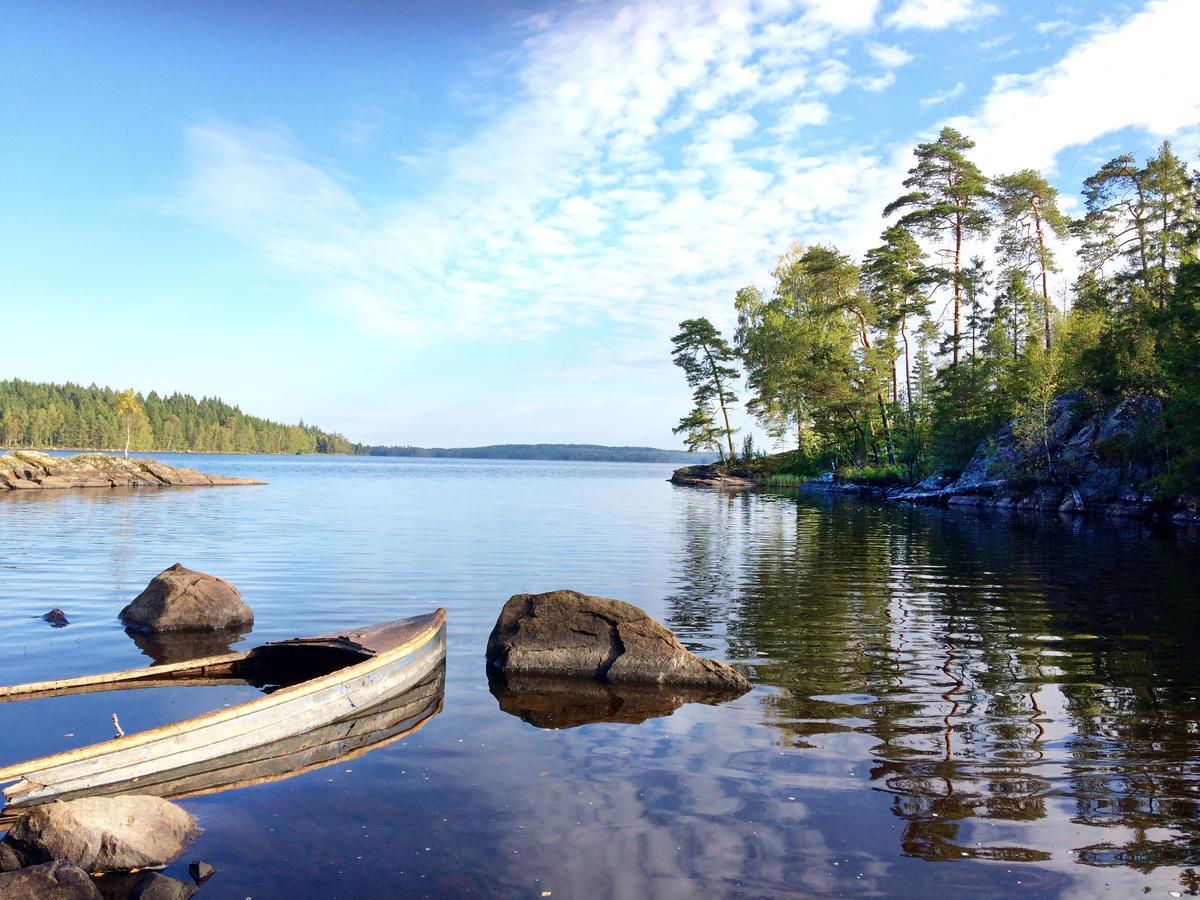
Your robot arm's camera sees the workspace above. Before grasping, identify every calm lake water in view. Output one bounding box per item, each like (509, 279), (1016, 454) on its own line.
(1, 455), (1199, 898)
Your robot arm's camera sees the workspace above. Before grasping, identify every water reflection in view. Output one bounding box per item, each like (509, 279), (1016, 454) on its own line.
(126, 627), (252, 665)
(666, 490), (1200, 876)
(489, 672), (742, 729)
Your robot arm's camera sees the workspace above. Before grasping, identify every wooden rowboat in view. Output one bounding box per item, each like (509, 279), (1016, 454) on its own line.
(0, 609), (446, 811)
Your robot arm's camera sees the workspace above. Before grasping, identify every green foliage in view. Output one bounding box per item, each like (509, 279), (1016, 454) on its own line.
(0, 380), (354, 455)
(834, 464), (905, 487)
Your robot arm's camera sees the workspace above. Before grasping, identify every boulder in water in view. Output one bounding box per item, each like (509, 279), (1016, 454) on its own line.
(41, 609), (70, 628)
(120, 564), (253, 634)
(486, 590), (750, 692)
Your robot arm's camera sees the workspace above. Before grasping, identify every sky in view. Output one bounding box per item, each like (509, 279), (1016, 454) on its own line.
(3, 0), (1200, 448)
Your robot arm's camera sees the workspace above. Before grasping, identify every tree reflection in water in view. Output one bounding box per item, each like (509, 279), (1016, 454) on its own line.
(665, 488), (1200, 879)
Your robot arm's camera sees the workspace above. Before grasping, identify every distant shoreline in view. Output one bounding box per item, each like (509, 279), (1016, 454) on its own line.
(2, 445), (717, 464)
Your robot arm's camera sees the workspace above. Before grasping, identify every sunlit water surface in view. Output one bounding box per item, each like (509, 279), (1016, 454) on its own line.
(1, 455), (1199, 898)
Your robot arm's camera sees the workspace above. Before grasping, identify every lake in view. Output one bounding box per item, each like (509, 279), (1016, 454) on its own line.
(1, 455), (1199, 898)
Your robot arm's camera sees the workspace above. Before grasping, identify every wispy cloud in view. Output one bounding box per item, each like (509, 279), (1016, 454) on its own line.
(919, 81), (966, 107)
(887, 0), (999, 30)
(173, 0), (896, 347)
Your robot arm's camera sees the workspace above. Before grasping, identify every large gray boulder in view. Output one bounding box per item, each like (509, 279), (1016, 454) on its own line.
(0, 860), (101, 899)
(120, 564), (253, 634)
(487, 590), (750, 692)
(0, 796), (201, 874)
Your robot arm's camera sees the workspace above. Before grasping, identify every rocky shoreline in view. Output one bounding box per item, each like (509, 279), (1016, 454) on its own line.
(672, 394), (1200, 527)
(0, 450), (264, 492)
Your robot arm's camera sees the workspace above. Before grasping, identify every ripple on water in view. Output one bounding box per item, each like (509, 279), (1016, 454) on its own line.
(1, 457), (1198, 898)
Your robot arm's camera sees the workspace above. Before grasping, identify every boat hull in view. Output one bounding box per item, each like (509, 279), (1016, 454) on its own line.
(0, 611), (445, 809)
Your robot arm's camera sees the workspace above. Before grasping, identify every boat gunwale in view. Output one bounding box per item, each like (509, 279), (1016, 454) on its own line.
(0, 609), (445, 785)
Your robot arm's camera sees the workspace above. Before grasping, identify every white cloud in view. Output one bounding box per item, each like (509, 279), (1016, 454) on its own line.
(955, 0), (1200, 172)
(919, 81), (965, 107)
(887, 0), (998, 30)
(772, 101), (832, 135)
(866, 42), (913, 68)
(801, 0), (880, 31)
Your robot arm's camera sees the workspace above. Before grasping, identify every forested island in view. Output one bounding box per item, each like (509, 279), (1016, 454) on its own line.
(670, 131), (1200, 514)
(0, 380), (354, 455)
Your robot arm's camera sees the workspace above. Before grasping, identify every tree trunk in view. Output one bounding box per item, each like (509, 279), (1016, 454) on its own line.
(701, 344), (736, 462)
(952, 212), (963, 368)
(854, 312), (895, 464)
(1033, 198), (1052, 351)
(124, 422), (130, 459)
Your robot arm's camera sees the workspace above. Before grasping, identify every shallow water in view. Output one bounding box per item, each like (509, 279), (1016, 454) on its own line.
(1, 455), (1199, 897)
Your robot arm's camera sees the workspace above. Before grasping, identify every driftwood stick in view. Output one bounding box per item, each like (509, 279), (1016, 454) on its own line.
(111, 713), (125, 738)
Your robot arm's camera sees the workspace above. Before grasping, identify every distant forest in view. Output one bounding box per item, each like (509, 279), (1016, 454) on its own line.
(364, 443), (715, 463)
(0, 380), (354, 455)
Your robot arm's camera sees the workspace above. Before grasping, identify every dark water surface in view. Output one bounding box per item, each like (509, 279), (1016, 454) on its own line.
(2, 455), (1199, 898)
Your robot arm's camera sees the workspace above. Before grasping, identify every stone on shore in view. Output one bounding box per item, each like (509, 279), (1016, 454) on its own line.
(486, 590), (750, 692)
(120, 564), (253, 634)
(669, 464), (756, 489)
(0, 860), (102, 899)
(0, 450), (264, 493)
(0, 796), (201, 875)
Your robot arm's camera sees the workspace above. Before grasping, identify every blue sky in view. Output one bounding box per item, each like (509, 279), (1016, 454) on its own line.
(3, 0), (1199, 447)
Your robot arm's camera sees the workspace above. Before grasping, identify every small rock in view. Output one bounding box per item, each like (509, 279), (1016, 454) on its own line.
(486, 590), (750, 692)
(0, 860), (101, 899)
(187, 861), (214, 885)
(0, 842), (26, 873)
(125, 872), (198, 900)
(41, 609), (70, 628)
(1, 796), (202, 874)
(120, 564), (254, 634)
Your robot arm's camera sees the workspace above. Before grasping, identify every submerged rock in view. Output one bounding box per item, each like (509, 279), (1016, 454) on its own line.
(187, 861), (214, 886)
(41, 609), (70, 628)
(118, 873), (198, 900)
(0, 796), (202, 874)
(486, 590), (750, 692)
(0, 451), (263, 493)
(0, 860), (101, 899)
(120, 564), (254, 634)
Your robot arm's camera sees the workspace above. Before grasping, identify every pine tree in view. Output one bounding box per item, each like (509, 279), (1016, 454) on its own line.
(992, 169), (1069, 349)
(885, 127), (992, 369)
(671, 318), (740, 462)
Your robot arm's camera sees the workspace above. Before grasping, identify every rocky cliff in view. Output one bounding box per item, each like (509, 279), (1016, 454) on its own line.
(896, 392), (1196, 523)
